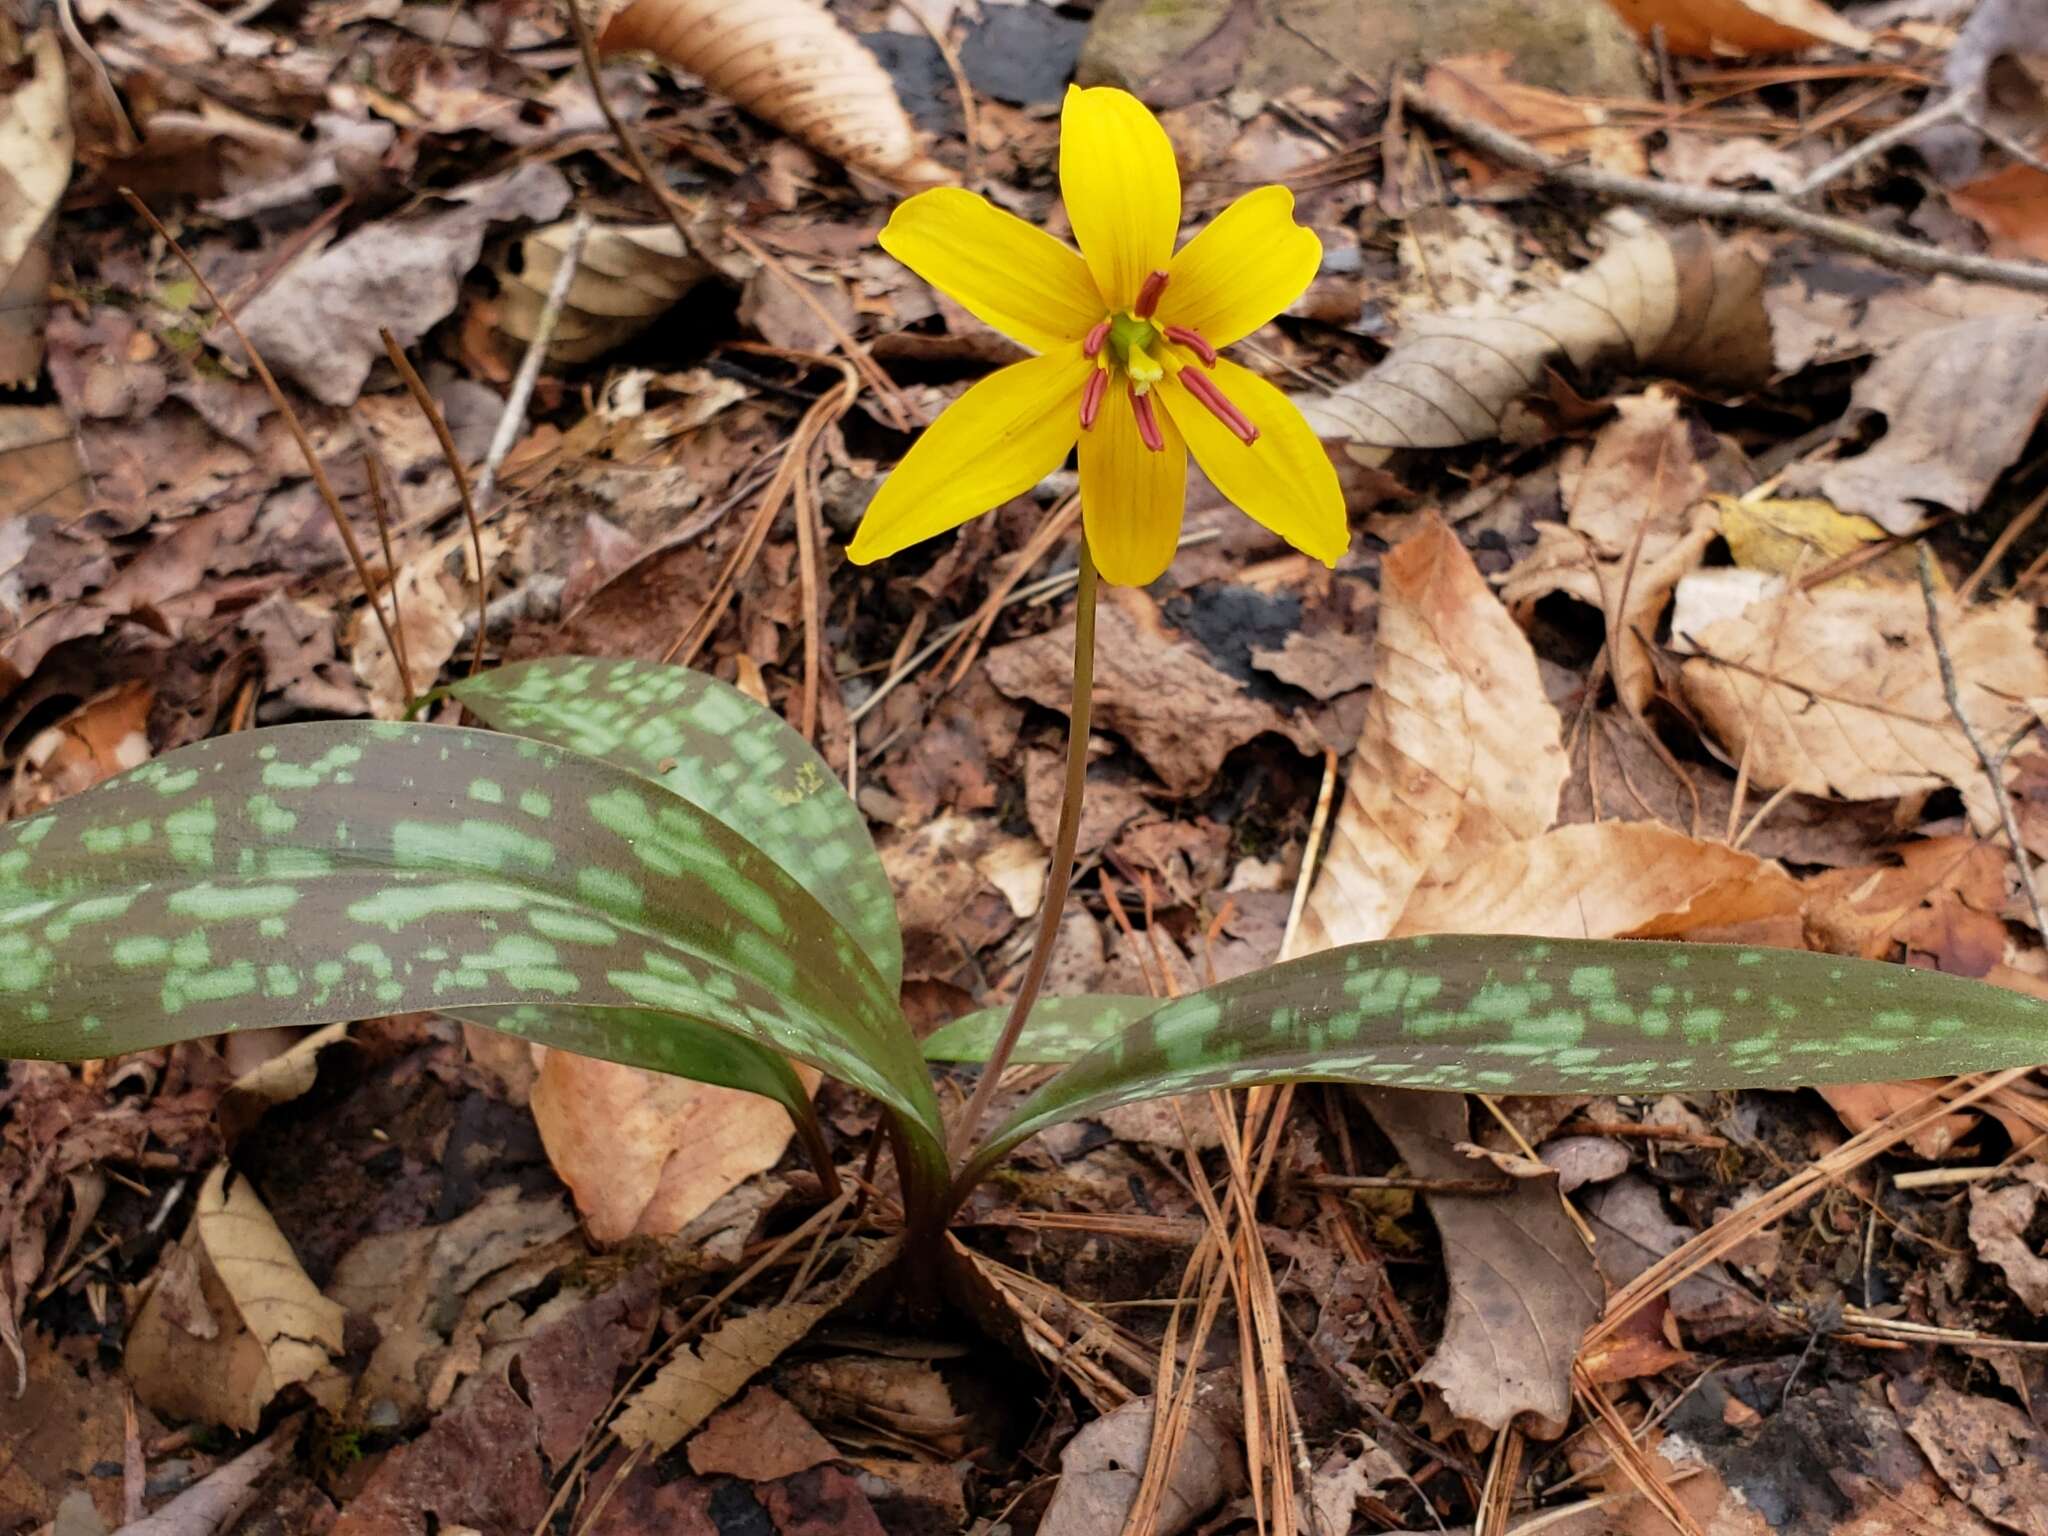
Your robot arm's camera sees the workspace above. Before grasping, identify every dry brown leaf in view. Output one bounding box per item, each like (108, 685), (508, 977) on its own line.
(491, 220), (712, 366)
(1714, 493), (1914, 587)
(0, 402), (89, 522)
(1395, 821), (1801, 941)
(1949, 162), (2048, 261)
(0, 24), (70, 388)
(1783, 317), (2048, 534)
(1892, 1377), (2048, 1534)
(1802, 837), (2012, 969)
(1818, 1080), (1984, 1160)
(597, 0), (947, 185)
(1422, 53), (1649, 180)
(687, 1386), (838, 1481)
(125, 1165), (345, 1431)
(986, 588), (1318, 797)
(1500, 390), (1719, 714)
(1036, 1395), (1245, 1536)
(1301, 222), (1771, 450)
(1358, 1087), (1602, 1434)
(529, 1051), (818, 1243)
(237, 162), (570, 407)
(1968, 1168), (2048, 1315)
(1601, 0), (1871, 57)
(1680, 585), (2048, 829)
(1297, 513), (1566, 949)
(6, 681), (154, 818)
(613, 1236), (899, 1453)
(350, 526), (504, 718)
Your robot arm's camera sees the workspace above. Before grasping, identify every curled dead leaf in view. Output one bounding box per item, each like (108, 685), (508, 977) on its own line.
(0, 25), (70, 388)
(1037, 1395), (1245, 1536)
(1601, 0), (1870, 57)
(1301, 222), (1771, 451)
(597, 0), (949, 186)
(125, 1165), (345, 1431)
(491, 219), (712, 366)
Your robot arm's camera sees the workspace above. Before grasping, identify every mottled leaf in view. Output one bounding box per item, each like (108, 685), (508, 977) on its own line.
(923, 995), (1158, 1064)
(956, 935), (2048, 1186)
(0, 721), (946, 1184)
(449, 657), (902, 994)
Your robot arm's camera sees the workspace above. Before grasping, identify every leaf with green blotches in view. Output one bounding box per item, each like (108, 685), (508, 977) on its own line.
(448, 657), (902, 994)
(0, 720), (946, 1189)
(923, 995), (1158, 1064)
(954, 935), (2048, 1189)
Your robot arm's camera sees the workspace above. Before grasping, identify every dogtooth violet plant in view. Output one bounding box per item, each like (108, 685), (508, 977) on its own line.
(4, 92), (2047, 1259)
(4, 656), (2048, 1249)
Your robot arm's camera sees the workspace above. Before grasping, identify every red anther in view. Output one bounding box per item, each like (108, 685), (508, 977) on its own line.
(1133, 270), (1170, 319)
(1079, 367), (1109, 430)
(1163, 325), (1217, 366)
(1129, 385), (1165, 451)
(1180, 369), (1259, 444)
(1083, 318), (1110, 358)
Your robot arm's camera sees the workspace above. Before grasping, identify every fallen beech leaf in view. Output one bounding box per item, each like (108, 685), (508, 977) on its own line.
(1037, 1395), (1245, 1536)
(1968, 1168), (2048, 1315)
(986, 588), (1317, 797)
(1394, 821), (1802, 941)
(0, 25), (70, 387)
(1358, 1087), (1601, 1434)
(1817, 1080), (1983, 1159)
(1802, 838), (2012, 971)
(1500, 389), (1719, 713)
(596, 0), (948, 186)
(491, 219), (713, 366)
(1892, 1377), (2048, 1532)
(1681, 585), (2048, 828)
(0, 402), (89, 522)
(1783, 317), (2048, 534)
(237, 161), (571, 406)
(7, 680), (154, 817)
(1601, 0), (1871, 57)
(1423, 52), (1648, 180)
(530, 1051), (818, 1242)
(1296, 513), (1566, 949)
(614, 1236), (899, 1453)
(125, 1165), (345, 1431)
(1301, 224), (1770, 450)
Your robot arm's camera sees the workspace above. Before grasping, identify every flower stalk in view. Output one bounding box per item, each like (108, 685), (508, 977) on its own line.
(949, 540), (1099, 1162)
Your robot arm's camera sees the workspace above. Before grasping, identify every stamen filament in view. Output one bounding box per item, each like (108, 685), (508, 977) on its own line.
(1133, 270), (1169, 319)
(1130, 385), (1165, 451)
(1163, 325), (1217, 366)
(1079, 367), (1108, 429)
(1180, 369), (1259, 444)
(1082, 318), (1110, 358)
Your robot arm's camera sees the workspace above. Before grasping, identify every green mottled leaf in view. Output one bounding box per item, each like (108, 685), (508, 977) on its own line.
(448, 657), (902, 994)
(955, 935), (2048, 1189)
(0, 721), (945, 1187)
(923, 995), (1158, 1064)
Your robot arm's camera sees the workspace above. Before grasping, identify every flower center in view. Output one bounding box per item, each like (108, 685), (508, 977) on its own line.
(1078, 271), (1258, 450)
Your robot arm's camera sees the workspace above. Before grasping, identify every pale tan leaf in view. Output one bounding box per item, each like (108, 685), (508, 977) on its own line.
(529, 1051), (819, 1243)
(1602, 0), (1871, 57)
(1037, 1395), (1245, 1536)
(218, 1021), (350, 1149)
(1501, 390), (1720, 713)
(0, 403), (89, 522)
(597, 0), (947, 185)
(0, 26), (71, 387)
(1301, 225), (1770, 450)
(1296, 513), (1566, 950)
(349, 526), (503, 718)
(1782, 317), (2048, 535)
(613, 1236), (899, 1452)
(1679, 585), (2048, 828)
(491, 220), (712, 365)
(1422, 53), (1648, 180)
(1394, 821), (1802, 940)
(125, 1166), (344, 1431)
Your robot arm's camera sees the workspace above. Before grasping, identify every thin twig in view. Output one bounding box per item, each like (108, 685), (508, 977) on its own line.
(1789, 91), (1968, 199)
(1302, 1173), (1517, 1196)
(473, 212), (592, 513)
(1403, 91), (2048, 293)
(380, 329), (491, 680)
(899, 0), (980, 185)
(120, 190), (415, 701)
(1916, 544), (2048, 935)
(357, 448), (415, 692)
(1959, 474), (2048, 604)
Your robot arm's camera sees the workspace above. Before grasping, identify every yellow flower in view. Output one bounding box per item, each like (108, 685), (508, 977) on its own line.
(847, 86), (1348, 587)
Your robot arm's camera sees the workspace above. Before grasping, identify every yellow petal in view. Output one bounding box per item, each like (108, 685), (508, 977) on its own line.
(848, 346), (1089, 565)
(1079, 383), (1187, 587)
(1159, 185), (1322, 349)
(1060, 86), (1180, 312)
(1158, 358), (1347, 566)
(879, 188), (1103, 353)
